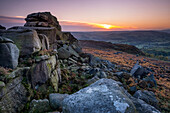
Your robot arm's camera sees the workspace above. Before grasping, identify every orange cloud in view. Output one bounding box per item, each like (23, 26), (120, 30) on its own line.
(60, 21), (137, 31)
(0, 15), (137, 31)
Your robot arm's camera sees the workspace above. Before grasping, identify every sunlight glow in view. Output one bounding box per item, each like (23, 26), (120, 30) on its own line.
(100, 24), (112, 29)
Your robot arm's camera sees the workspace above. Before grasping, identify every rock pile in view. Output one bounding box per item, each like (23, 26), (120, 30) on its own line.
(0, 12), (160, 113)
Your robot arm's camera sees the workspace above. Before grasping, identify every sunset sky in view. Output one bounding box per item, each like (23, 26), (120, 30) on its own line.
(0, 0), (170, 31)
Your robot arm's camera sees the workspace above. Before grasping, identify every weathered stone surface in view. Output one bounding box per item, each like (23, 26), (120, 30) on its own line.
(8, 26), (60, 47)
(8, 67), (30, 79)
(133, 90), (158, 108)
(49, 93), (69, 110)
(87, 76), (100, 85)
(0, 76), (28, 113)
(0, 29), (41, 56)
(62, 32), (78, 44)
(0, 36), (19, 69)
(27, 56), (59, 91)
(58, 47), (71, 59)
(130, 61), (146, 79)
(24, 12), (61, 31)
(129, 97), (160, 113)
(63, 79), (160, 113)
(38, 34), (49, 50)
(62, 79), (136, 113)
(29, 99), (51, 113)
(27, 61), (49, 88)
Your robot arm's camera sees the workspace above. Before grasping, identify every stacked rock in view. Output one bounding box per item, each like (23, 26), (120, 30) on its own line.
(24, 12), (61, 31)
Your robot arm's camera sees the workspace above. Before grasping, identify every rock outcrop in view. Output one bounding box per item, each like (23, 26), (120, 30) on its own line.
(24, 12), (61, 31)
(0, 36), (19, 69)
(0, 12), (161, 113)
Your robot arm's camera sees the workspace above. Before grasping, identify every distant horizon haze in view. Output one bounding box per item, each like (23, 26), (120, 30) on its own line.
(0, 0), (170, 31)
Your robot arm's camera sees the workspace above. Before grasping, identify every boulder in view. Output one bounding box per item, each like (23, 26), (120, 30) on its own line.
(129, 97), (160, 113)
(62, 32), (78, 44)
(49, 93), (69, 110)
(0, 25), (6, 30)
(130, 61), (147, 79)
(143, 74), (157, 87)
(62, 79), (160, 113)
(133, 90), (158, 108)
(27, 56), (59, 91)
(24, 12), (61, 31)
(62, 79), (136, 113)
(8, 26), (58, 48)
(0, 29), (41, 56)
(0, 36), (19, 69)
(58, 47), (71, 59)
(29, 99), (51, 113)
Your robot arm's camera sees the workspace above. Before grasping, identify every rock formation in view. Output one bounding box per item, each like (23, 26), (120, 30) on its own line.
(0, 12), (161, 113)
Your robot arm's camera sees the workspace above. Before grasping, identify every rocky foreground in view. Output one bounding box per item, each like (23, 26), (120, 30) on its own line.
(0, 12), (162, 113)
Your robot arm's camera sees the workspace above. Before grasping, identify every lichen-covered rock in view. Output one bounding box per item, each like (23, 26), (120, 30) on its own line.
(0, 67), (30, 113)
(27, 56), (60, 91)
(0, 36), (19, 69)
(133, 90), (158, 109)
(49, 93), (69, 110)
(24, 12), (61, 31)
(0, 29), (41, 56)
(29, 99), (51, 113)
(62, 79), (136, 113)
(62, 79), (160, 113)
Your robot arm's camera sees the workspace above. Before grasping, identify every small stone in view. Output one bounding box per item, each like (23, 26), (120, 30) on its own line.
(49, 93), (69, 110)
(29, 99), (51, 113)
(0, 81), (5, 88)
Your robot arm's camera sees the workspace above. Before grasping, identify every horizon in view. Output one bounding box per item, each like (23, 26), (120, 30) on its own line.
(0, 0), (170, 31)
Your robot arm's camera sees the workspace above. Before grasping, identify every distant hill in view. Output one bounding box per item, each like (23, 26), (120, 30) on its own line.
(79, 40), (145, 55)
(72, 30), (170, 48)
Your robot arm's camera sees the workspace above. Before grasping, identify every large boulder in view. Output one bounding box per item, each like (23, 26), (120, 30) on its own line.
(0, 36), (19, 69)
(133, 90), (158, 108)
(0, 29), (41, 56)
(24, 12), (61, 31)
(8, 26), (61, 48)
(62, 79), (160, 113)
(62, 79), (136, 113)
(0, 67), (30, 113)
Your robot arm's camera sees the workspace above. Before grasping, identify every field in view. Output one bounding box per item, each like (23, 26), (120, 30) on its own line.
(72, 30), (170, 59)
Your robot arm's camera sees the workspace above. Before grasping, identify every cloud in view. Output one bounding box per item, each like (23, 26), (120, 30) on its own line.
(0, 15), (137, 31)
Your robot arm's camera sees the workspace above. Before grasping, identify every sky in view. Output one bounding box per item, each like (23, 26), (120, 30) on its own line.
(0, 0), (170, 31)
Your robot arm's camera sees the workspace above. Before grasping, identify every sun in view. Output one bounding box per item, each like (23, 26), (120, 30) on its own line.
(101, 24), (112, 29)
